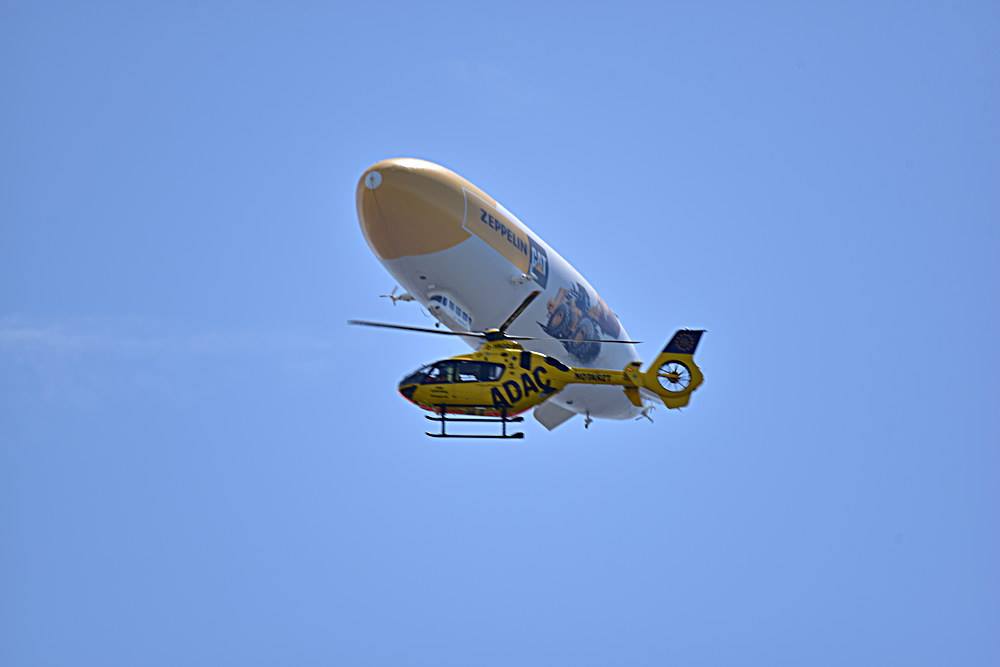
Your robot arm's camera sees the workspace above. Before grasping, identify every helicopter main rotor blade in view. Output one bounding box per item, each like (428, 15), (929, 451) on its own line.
(497, 290), (541, 334)
(554, 337), (642, 344)
(507, 335), (643, 344)
(348, 320), (485, 338)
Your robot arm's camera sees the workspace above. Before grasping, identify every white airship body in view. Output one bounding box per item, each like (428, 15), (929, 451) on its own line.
(356, 158), (642, 429)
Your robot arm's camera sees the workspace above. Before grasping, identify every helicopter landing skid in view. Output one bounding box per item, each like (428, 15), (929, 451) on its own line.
(425, 405), (525, 440)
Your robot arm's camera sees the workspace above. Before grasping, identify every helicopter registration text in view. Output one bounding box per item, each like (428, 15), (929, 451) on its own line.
(573, 371), (613, 383)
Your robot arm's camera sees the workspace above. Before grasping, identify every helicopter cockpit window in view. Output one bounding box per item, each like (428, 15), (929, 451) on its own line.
(422, 362), (456, 384)
(455, 361), (504, 382)
(400, 364), (432, 386)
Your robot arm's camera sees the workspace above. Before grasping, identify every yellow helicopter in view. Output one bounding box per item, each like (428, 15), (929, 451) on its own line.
(349, 291), (704, 439)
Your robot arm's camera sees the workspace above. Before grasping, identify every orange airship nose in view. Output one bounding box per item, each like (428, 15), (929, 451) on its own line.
(356, 158), (490, 260)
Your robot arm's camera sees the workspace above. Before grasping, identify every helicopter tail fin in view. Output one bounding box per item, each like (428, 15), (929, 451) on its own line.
(639, 330), (706, 409)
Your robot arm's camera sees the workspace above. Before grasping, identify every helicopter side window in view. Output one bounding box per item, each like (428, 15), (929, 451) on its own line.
(454, 361), (504, 382)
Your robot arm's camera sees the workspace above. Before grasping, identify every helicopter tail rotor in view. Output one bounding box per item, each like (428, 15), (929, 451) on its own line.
(639, 329), (706, 409)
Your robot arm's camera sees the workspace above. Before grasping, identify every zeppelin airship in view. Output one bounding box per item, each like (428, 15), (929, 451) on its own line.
(356, 158), (701, 432)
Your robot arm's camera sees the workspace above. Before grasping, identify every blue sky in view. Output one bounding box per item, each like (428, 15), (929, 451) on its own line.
(2, 2), (998, 665)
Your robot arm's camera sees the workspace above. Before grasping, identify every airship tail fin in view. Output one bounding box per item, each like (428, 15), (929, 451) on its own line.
(639, 330), (706, 409)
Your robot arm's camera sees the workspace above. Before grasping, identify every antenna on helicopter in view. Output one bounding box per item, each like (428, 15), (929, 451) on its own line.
(379, 286), (415, 306)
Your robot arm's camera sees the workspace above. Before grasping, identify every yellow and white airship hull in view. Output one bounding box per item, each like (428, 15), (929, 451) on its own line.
(357, 158), (642, 427)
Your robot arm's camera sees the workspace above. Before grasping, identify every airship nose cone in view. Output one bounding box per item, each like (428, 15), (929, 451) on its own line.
(356, 158), (483, 260)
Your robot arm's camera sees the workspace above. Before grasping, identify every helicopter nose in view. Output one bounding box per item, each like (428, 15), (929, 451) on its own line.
(356, 158), (484, 260)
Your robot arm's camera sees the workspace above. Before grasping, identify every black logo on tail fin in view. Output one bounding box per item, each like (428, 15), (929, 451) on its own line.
(664, 330), (705, 355)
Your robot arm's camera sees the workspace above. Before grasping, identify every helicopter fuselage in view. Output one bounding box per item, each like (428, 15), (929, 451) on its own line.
(397, 340), (639, 417)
